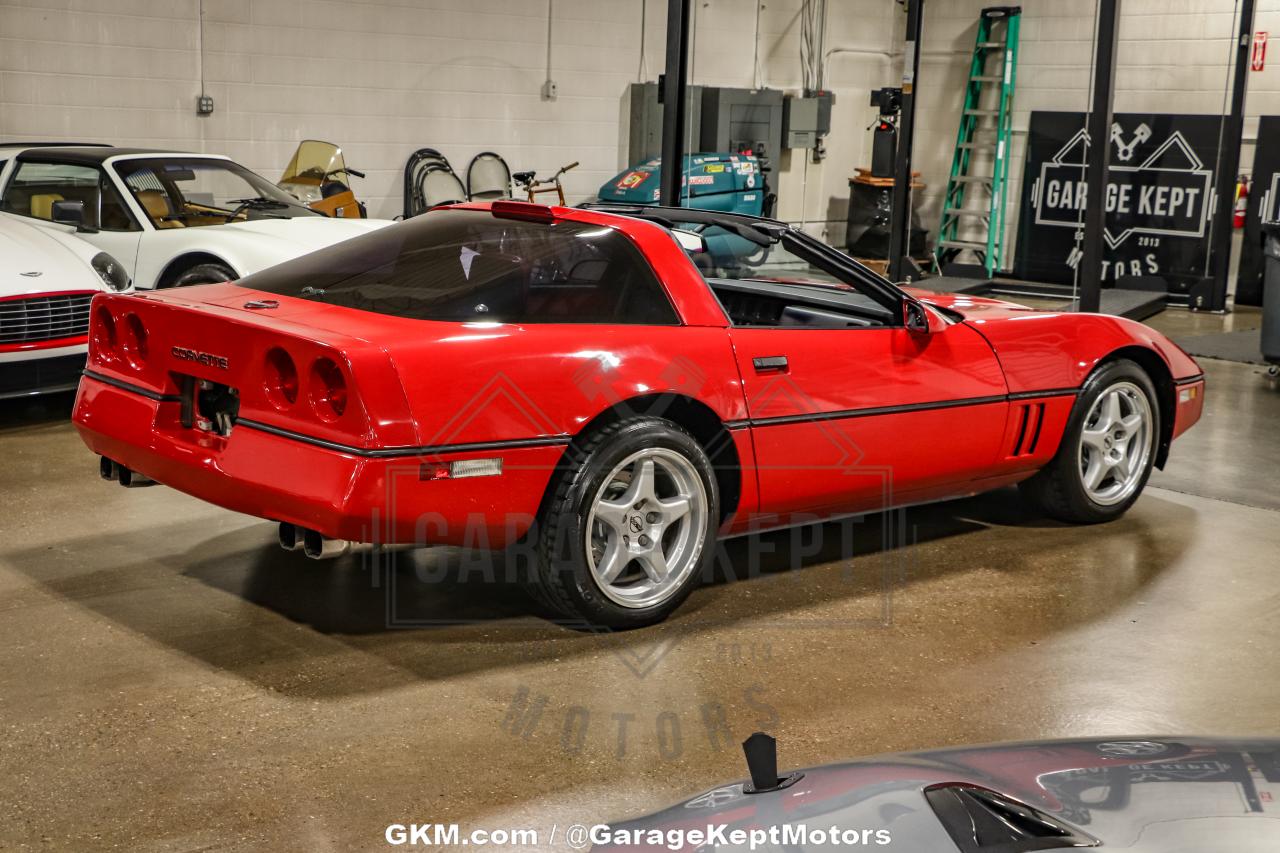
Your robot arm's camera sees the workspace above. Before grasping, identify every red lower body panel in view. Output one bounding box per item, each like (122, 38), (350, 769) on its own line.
(1172, 379), (1205, 441)
(73, 376), (560, 547)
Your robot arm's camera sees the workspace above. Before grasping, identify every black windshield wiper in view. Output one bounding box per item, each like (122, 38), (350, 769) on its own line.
(226, 197), (291, 221)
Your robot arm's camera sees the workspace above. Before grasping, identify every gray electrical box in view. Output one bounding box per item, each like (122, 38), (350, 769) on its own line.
(626, 81), (703, 165)
(699, 87), (783, 169)
(783, 92), (836, 149)
(784, 97), (820, 148)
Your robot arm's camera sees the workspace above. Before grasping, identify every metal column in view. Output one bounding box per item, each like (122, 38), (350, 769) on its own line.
(1204, 0), (1257, 312)
(888, 0), (923, 283)
(1079, 0), (1121, 314)
(659, 0), (692, 207)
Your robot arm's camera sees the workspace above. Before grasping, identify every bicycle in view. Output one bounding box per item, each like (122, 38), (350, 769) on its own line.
(512, 161), (578, 205)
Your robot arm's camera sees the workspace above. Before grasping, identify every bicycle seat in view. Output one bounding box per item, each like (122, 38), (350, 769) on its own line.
(512, 171), (535, 184)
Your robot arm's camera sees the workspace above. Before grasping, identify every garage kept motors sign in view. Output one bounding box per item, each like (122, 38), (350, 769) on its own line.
(1014, 111), (1225, 295)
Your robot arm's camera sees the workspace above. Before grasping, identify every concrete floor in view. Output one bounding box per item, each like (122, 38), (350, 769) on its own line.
(1, 309), (1278, 851)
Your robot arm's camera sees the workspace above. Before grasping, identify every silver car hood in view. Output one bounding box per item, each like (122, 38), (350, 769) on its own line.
(595, 737), (1280, 852)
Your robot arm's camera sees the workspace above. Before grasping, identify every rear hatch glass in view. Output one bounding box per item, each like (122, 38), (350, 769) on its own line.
(235, 208), (678, 325)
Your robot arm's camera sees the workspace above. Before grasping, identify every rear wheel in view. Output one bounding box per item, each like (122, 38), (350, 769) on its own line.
(170, 263), (237, 287)
(1019, 359), (1159, 523)
(531, 417), (718, 629)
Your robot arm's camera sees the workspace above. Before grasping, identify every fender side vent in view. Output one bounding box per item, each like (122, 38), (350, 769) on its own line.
(1010, 403), (1046, 457)
(924, 783), (1099, 852)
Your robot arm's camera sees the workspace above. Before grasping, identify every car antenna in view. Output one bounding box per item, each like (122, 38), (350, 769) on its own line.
(741, 732), (804, 794)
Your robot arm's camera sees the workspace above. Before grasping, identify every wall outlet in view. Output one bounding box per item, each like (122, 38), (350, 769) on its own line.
(196, 94), (215, 115)
(541, 79), (558, 101)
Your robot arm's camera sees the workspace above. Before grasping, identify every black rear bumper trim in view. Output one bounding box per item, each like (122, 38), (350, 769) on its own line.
(82, 369), (181, 402)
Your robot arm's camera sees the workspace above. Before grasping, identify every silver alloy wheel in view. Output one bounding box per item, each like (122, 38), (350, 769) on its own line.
(584, 448), (708, 609)
(1077, 380), (1154, 506)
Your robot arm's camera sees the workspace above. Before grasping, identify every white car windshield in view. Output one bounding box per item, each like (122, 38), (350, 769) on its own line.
(113, 157), (319, 228)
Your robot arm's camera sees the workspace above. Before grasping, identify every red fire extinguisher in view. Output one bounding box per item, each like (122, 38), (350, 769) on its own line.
(1234, 174), (1250, 228)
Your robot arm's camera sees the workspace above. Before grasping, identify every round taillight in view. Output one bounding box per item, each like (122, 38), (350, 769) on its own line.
(120, 313), (148, 369)
(263, 347), (298, 409)
(92, 306), (118, 361)
(308, 357), (347, 421)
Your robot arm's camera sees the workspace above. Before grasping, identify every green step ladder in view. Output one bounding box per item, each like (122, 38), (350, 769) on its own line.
(935, 6), (1021, 277)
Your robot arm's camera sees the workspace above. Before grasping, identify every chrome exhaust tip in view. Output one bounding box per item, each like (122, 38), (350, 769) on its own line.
(278, 522), (305, 551)
(99, 456), (118, 481)
(302, 529), (353, 560)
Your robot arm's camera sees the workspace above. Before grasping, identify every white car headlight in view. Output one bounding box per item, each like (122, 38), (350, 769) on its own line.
(91, 252), (131, 292)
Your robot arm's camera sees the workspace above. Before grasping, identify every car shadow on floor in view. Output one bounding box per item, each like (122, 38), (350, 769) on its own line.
(2, 486), (1195, 698)
(0, 390), (76, 433)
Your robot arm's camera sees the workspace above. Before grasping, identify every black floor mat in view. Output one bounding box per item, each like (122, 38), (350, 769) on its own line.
(1174, 328), (1268, 365)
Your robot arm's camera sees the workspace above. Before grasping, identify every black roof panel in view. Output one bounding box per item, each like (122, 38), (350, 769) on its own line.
(12, 146), (199, 165)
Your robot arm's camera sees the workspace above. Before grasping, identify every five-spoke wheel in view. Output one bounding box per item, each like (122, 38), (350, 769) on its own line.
(1020, 359), (1160, 523)
(1077, 381), (1153, 506)
(585, 449), (708, 609)
(531, 416), (719, 629)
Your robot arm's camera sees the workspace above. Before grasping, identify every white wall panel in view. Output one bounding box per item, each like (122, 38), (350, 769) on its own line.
(2, 0), (1276, 258)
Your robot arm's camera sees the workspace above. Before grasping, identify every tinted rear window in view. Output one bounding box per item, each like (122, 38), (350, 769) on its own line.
(236, 208), (679, 325)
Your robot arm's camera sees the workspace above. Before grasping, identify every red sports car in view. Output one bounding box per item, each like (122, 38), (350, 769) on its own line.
(73, 201), (1205, 627)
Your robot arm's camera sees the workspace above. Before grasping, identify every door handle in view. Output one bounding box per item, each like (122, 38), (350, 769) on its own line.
(752, 355), (789, 373)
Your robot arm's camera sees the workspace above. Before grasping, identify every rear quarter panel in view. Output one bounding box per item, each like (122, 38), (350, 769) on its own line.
(376, 322), (750, 447)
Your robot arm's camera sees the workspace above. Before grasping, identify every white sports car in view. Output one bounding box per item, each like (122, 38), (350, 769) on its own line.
(0, 213), (130, 399)
(0, 144), (390, 289)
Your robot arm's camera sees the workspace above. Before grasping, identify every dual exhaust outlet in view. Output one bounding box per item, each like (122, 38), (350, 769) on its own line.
(277, 522), (380, 560)
(99, 456), (153, 488)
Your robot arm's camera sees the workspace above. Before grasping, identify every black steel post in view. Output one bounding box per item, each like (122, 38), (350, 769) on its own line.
(888, 0), (923, 283)
(1079, 0), (1121, 313)
(659, 0), (692, 207)
(1205, 0), (1257, 312)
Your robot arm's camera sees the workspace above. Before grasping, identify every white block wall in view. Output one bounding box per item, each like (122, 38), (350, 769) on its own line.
(0, 0), (898, 231)
(2, 0), (1277, 257)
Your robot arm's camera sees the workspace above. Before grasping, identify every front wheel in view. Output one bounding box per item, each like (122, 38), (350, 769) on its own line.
(1019, 359), (1160, 523)
(531, 417), (719, 629)
(170, 263), (237, 287)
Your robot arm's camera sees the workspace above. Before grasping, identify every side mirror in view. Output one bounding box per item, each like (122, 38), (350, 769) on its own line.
(902, 297), (933, 333)
(50, 199), (97, 233)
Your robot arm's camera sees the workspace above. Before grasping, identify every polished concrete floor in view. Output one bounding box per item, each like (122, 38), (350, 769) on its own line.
(1, 309), (1278, 851)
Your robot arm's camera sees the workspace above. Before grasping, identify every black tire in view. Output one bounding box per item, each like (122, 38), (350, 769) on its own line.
(1019, 359), (1160, 524)
(169, 263), (237, 287)
(531, 416), (719, 629)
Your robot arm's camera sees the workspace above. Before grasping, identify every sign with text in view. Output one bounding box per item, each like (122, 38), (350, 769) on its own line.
(1014, 111), (1227, 296)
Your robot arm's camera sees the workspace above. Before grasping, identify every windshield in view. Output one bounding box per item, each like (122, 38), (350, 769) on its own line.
(681, 223), (848, 287)
(112, 157), (319, 228)
(280, 140), (347, 187)
(235, 208), (679, 325)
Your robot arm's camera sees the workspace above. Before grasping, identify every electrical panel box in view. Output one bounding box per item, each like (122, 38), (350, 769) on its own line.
(784, 97), (820, 148)
(699, 87), (783, 169)
(783, 92), (836, 148)
(626, 81), (703, 166)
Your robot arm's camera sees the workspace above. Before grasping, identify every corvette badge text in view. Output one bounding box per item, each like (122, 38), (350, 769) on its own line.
(170, 346), (230, 370)
(384, 822), (893, 849)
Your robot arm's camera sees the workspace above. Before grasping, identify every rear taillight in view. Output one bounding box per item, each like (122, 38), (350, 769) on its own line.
(91, 306), (117, 362)
(263, 347), (299, 409)
(308, 357), (347, 421)
(120, 313), (148, 369)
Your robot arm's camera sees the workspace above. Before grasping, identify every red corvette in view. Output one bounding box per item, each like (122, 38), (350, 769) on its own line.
(73, 201), (1204, 627)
